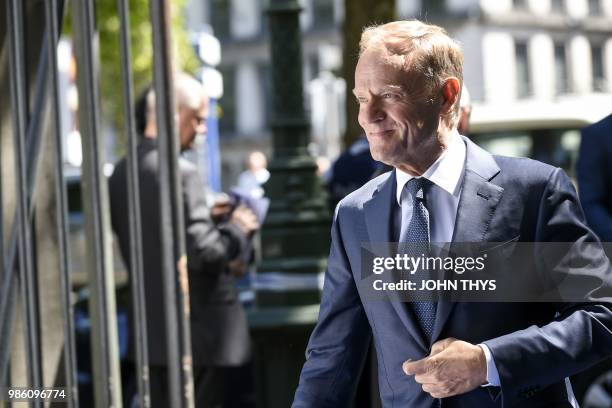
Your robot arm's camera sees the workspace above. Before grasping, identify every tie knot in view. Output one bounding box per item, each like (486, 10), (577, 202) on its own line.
(404, 177), (429, 201)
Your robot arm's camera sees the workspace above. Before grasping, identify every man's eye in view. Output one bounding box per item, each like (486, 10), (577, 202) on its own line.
(381, 93), (395, 99)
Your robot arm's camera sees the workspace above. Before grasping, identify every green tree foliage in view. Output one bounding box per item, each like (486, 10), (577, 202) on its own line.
(66, 0), (200, 153)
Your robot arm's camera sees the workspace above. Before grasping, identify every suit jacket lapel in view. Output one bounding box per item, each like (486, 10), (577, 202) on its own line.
(363, 171), (395, 256)
(431, 137), (504, 343)
(364, 170), (429, 351)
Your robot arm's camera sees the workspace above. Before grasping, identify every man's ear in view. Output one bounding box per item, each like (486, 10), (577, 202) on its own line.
(440, 77), (460, 114)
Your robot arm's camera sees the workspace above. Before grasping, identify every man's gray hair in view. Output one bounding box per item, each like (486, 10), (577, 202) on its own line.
(145, 72), (206, 124)
(359, 20), (464, 128)
(175, 71), (207, 110)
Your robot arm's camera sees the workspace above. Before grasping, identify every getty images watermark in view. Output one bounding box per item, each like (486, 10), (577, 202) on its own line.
(372, 252), (493, 292)
(358, 242), (612, 303)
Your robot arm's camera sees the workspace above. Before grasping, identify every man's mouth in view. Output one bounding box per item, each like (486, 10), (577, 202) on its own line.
(369, 129), (395, 137)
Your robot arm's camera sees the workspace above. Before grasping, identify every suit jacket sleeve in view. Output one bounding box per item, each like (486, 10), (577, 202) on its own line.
(483, 168), (612, 404)
(182, 165), (249, 275)
(577, 125), (612, 241)
(293, 205), (372, 408)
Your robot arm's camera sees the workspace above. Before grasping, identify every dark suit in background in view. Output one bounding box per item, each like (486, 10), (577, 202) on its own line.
(577, 114), (612, 242)
(109, 138), (251, 407)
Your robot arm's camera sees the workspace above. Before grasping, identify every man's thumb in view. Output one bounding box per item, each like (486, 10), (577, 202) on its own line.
(402, 358), (428, 376)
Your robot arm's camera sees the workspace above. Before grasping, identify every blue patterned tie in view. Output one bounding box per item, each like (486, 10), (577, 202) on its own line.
(399, 177), (436, 343)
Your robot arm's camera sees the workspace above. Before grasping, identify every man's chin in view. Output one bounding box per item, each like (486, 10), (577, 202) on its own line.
(370, 150), (395, 167)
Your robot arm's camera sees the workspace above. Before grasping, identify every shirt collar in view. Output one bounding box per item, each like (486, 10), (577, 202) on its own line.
(395, 130), (466, 205)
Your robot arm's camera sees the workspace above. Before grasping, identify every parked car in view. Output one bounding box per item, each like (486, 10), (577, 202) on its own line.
(469, 105), (612, 407)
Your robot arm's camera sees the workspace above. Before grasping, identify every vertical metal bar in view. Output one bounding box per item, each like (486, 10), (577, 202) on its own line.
(0, 67), (4, 392)
(0, 46), (47, 396)
(28, 210), (43, 395)
(116, 0), (151, 406)
(0, 24), (55, 391)
(149, 0), (194, 406)
(0, 274), (15, 391)
(71, 0), (123, 406)
(6, 0), (43, 402)
(44, 0), (79, 405)
(0, 107), (4, 317)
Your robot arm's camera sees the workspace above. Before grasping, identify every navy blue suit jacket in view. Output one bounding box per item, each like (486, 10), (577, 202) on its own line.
(293, 137), (612, 407)
(577, 114), (612, 242)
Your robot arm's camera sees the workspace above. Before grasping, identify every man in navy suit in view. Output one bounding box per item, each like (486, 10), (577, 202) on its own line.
(577, 114), (612, 242)
(293, 20), (612, 407)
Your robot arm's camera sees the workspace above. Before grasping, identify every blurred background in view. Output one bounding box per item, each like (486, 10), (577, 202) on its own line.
(1, 0), (612, 407)
(55, 0), (612, 188)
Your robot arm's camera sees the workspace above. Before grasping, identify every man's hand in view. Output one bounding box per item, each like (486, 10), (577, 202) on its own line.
(402, 338), (487, 399)
(228, 258), (248, 278)
(210, 197), (233, 224)
(230, 205), (260, 236)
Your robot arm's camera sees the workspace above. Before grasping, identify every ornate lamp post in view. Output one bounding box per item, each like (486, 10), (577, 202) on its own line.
(257, 0), (331, 305)
(248, 1), (332, 406)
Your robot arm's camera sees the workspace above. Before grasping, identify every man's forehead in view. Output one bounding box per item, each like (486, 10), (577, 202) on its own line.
(352, 84), (403, 96)
(354, 57), (410, 90)
(358, 47), (408, 67)
(195, 94), (209, 112)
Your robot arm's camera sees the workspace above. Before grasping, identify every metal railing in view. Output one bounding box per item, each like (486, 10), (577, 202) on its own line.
(0, 0), (194, 407)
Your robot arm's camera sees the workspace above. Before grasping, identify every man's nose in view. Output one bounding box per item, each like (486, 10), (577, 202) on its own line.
(198, 121), (208, 136)
(362, 100), (385, 124)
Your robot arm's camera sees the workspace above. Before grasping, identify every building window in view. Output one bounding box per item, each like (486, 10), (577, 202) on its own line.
(420, 0), (445, 15)
(312, 0), (335, 29)
(588, 0), (602, 16)
(210, 0), (231, 39)
(515, 41), (531, 98)
(303, 54), (320, 108)
(554, 43), (570, 94)
(591, 44), (606, 91)
(218, 66), (236, 133)
(259, 0), (269, 37)
(512, 0), (528, 10)
(258, 63), (272, 127)
(550, 0), (564, 13)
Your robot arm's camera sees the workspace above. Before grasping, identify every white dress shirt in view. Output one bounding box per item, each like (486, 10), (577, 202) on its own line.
(394, 130), (501, 387)
(395, 129), (465, 243)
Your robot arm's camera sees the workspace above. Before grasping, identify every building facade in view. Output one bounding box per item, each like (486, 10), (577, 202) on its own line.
(184, 0), (344, 188)
(185, 0), (612, 188)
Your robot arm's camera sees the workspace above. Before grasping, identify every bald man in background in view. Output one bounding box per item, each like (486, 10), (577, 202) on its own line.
(110, 72), (258, 407)
(457, 85), (471, 136)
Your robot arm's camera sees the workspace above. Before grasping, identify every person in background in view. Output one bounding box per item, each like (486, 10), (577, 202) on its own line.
(315, 156), (331, 178)
(325, 135), (387, 209)
(236, 150), (270, 199)
(577, 113), (612, 242)
(110, 72), (259, 408)
(457, 84), (472, 136)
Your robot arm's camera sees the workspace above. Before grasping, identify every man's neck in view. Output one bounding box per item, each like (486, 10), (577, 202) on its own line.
(143, 122), (157, 139)
(395, 128), (454, 176)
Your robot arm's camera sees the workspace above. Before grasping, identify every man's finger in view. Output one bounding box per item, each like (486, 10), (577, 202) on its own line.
(430, 337), (457, 355)
(414, 370), (439, 385)
(403, 357), (430, 376)
(421, 383), (444, 395)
